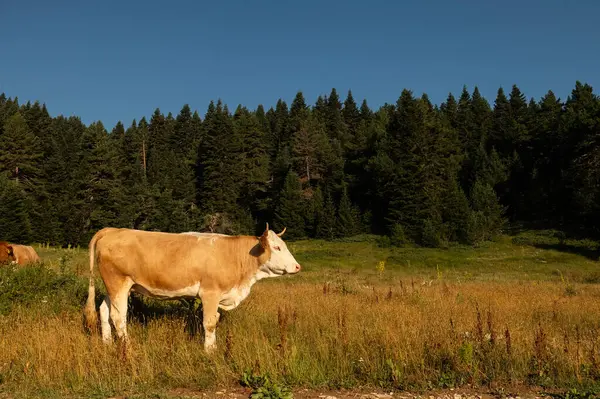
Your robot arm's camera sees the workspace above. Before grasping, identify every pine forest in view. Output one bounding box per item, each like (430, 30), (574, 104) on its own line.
(1, 82), (599, 248)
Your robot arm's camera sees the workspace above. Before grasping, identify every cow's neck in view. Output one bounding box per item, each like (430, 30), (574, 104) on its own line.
(254, 269), (274, 281)
(254, 260), (286, 280)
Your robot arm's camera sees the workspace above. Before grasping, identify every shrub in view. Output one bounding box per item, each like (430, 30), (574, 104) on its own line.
(0, 263), (87, 315)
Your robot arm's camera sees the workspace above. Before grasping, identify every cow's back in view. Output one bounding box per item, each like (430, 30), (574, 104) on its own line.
(25, 246), (41, 262)
(12, 244), (41, 265)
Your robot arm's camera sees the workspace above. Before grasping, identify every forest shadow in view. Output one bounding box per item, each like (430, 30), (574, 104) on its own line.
(533, 242), (600, 262)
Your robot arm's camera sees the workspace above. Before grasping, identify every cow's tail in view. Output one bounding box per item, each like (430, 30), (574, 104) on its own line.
(83, 228), (110, 334)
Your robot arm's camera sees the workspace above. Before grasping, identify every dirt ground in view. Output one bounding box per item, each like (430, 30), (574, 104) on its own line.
(158, 386), (557, 399)
(0, 385), (563, 399)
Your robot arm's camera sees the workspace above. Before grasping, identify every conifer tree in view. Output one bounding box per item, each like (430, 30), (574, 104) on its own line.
(233, 105), (270, 227)
(0, 96), (19, 129)
(347, 105), (384, 221)
(336, 184), (360, 237)
(0, 112), (43, 187)
(0, 174), (32, 243)
(342, 90), (361, 137)
(360, 99), (373, 121)
(467, 179), (506, 244)
(197, 100), (242, 226)
(291, 112), (330, 183)
(564, 82), (600, 228)
(305, 185), (324, 236)
(316, 189), (337, 239)
(440, 93), (458, 128)
(526, 90), (563, 219)
(267, 99), (290, 161)
(0, 111), (48, 242)
(273, 171), (305, 239)
(44, 116), (88, 245)
(79, 121), (125, 241)
(383, 89), (431, 240)
(289, 91), (310, 134)
(325, 88), (348, 146)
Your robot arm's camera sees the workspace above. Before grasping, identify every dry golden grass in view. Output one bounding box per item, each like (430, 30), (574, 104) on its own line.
(1, 278), (600, 398)
(1, 232), (600, 398)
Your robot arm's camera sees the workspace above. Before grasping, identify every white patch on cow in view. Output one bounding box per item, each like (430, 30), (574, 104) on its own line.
(132, 282), (202, 299)
(204, 328), (217, 352)
(219, 277), (257, 310)
(181, 231), (227, 246)
(99, 296), (112, 343)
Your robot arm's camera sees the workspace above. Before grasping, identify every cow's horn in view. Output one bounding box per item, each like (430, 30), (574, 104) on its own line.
(265, 222), (269, 232)
(277, 227), (286, 237)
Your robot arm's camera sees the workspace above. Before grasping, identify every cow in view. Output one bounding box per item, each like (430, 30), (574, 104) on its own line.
(83, 224), (301, 352)
(0, 242), (40, 265)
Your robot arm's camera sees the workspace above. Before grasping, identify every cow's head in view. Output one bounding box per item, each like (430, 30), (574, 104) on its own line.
(0, 242), (14, 264)
(257, 223), (301, 278)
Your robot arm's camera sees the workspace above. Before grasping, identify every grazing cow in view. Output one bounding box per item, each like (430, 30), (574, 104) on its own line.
(83, 224), (301, 352)
(0, 242), (40, 265)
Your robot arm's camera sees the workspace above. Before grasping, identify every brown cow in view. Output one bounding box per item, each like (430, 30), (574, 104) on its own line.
(0, 242), (40, 265)
(0, 241), (14, 264)
(83, 224), (301, 352)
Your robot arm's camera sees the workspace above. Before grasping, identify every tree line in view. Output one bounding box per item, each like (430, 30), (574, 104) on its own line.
(1, 81), (599, 247)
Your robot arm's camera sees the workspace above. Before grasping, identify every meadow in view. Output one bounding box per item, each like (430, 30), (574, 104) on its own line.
(1, 230), (600, 399)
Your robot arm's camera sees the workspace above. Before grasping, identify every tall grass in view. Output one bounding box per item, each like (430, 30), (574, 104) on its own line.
(0, 231), (599, 398)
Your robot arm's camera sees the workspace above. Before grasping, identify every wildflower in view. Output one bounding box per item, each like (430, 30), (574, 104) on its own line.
(376, 260), (386, 274)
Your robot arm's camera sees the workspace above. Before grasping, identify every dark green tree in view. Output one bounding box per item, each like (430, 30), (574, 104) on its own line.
(336, 184), (361, 237)
(233, 105), (270, 229)
(197, 100), (243, 228)
(0, 174), (32, 243)
(342, 90), (361, 137)
(273, 171), (306, 239)
(0, 112), (43, 187)
(467, 179), (506, 244)
(316, 189), (337, 239)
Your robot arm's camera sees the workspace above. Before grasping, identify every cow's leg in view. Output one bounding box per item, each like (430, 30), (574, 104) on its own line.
(201, 294), (220, 353)
(108, 283), (133, 343)
(99, 295), (112, 343)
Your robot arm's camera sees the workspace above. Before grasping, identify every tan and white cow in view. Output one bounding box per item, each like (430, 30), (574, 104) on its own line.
(0, 242), (41, 265)
(83, 224), (301, 352)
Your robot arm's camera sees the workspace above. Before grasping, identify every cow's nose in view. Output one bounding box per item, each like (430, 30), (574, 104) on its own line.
(295, 264), (301, 272)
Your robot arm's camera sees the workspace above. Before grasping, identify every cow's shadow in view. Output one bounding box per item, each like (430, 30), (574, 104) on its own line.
(125, 293), (225, 339)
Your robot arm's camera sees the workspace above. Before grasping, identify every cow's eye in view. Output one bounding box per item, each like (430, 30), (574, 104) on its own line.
(274, 246), (281, 251)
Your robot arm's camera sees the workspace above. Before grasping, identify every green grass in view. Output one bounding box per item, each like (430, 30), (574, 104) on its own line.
(0, 230), (599, 398)
(291, 231), (599, 283)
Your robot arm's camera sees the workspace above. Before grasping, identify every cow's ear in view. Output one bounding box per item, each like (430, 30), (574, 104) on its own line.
(258, 225), (270, 249)
(6, 245), (13, 257)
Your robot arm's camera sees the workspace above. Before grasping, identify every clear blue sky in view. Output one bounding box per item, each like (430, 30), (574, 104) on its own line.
(1, 0), (599, 129)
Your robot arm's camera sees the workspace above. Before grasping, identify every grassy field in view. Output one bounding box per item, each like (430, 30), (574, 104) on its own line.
(1, 230), (600, 398)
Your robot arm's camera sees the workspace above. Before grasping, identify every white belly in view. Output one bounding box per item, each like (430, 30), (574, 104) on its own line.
(132, 282), (201, 299)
